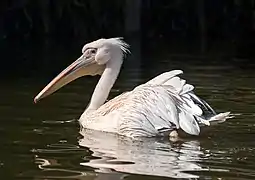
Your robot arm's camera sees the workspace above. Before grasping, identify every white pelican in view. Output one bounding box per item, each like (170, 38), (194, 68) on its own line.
(34, 37), (231, 138)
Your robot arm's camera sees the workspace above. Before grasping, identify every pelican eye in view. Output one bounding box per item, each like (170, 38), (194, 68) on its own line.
(90, 49), (97, 54)
(84, 48), (97, 58)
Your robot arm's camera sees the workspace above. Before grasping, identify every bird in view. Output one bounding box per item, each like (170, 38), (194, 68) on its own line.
(34, 37), (231, 138)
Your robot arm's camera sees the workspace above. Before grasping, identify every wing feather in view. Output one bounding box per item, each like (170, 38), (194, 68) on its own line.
(90, 70), (217, 137)
(145, 70), (183, 85)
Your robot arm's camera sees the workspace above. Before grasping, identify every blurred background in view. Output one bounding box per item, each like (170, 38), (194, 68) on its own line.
(1, 0), (255, 78)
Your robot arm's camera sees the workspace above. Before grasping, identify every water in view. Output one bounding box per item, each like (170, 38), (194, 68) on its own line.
(1, 40), (255, 179)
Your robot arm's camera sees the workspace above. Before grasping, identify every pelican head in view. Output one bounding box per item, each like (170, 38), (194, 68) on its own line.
(34, 37), (130, 103)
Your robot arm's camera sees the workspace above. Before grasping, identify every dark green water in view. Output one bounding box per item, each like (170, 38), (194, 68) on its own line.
(1, 41), (255, 179)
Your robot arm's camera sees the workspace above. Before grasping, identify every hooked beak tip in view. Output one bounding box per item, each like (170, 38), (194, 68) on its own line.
(34, 97), (39, 104)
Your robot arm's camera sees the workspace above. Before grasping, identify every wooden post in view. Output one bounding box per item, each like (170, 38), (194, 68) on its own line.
(197, 0), (207, 53)
(123, 0), (142, 83)
(124, 0), (141, 34)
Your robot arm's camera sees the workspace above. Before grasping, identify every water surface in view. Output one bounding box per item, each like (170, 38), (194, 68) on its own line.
(1, 42), (255, 179)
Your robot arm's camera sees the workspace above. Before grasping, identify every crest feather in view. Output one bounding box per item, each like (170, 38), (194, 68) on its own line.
(108, 37), (131, 56)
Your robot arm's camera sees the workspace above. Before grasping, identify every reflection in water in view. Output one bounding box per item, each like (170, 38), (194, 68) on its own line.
(32, 128), (219, 179)
(32, 143), (91, 179)
(79, 129), (206, 178)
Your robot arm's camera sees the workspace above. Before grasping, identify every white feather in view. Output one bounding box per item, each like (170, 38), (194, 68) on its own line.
(179, 111), (200, 135)
(81, 68), (224, 137)
(146, 70), (183, 85)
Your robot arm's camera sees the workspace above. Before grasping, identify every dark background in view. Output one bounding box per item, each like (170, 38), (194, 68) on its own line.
(1, 0), (255, 78)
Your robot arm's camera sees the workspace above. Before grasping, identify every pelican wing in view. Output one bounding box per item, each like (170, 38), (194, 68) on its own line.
(87, 70), (217, 137)
(145, 70), (183, 86)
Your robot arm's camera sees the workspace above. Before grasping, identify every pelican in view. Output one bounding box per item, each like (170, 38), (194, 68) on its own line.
(34, 37), (231, 138)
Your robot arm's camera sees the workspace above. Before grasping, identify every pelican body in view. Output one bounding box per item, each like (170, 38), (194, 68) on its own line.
(34, 38), (231, 138)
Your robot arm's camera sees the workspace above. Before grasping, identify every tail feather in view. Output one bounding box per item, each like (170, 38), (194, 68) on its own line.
(208, 112), (233, 125)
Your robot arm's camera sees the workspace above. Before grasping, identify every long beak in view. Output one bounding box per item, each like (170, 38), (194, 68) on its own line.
(34, 55), (104, 103)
